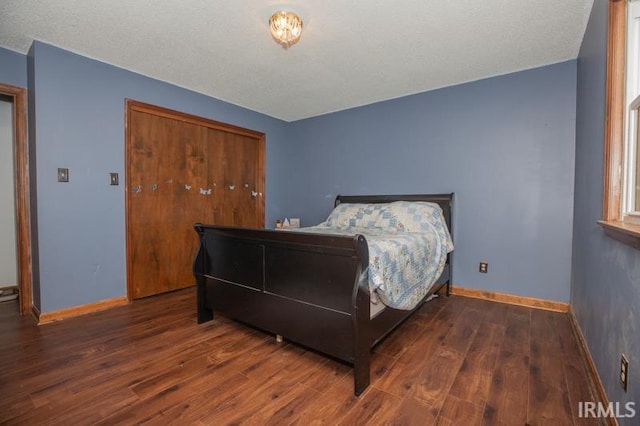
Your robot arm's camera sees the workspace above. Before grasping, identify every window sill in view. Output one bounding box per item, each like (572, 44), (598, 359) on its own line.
(597, 220), (640, 250)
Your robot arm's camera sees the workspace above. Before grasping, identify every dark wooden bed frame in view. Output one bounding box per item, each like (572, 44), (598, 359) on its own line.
(193, 193), (453, 396)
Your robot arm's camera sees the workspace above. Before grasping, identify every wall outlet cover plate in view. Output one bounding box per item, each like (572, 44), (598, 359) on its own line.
(57, 168), (69, 182)
(109, 172), (119, 186)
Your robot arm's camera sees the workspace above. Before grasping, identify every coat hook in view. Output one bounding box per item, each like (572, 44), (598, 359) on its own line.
(228, 184), (235, 190)
(251, 190), (258, 198)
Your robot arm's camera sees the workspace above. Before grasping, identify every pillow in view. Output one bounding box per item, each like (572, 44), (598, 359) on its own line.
(324, 203), (383, 229)
(322, 200), (453, 251)
(377, 201), (445, 232)
(378, 201), (454, 251)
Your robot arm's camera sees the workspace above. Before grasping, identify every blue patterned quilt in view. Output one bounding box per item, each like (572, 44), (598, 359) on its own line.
(297, 201), (454, 310)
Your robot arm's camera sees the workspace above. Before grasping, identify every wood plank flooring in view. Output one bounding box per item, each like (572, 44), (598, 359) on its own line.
(0, 289), (600, 425)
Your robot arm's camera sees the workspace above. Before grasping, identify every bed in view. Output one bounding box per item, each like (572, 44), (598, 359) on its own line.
(193, 193), (454, 396)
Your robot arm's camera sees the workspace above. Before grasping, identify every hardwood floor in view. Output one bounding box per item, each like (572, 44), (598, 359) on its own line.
(0, 289), (601, 425)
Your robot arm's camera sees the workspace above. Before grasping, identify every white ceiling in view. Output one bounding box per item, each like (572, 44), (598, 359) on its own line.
(0, 0), (594, 122)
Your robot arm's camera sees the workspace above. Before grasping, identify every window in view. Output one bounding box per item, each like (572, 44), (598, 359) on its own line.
(601, 0), (640, 248)
(624, 1), (640, 223)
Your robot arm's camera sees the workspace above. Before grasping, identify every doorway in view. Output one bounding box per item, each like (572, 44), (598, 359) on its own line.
(0, 83), (32, 315)
(0, 95), (17, 303)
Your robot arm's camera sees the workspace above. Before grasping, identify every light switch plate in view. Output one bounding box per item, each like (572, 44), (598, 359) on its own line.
(57, 168), (69, 182)
(109, 172), (119, 186)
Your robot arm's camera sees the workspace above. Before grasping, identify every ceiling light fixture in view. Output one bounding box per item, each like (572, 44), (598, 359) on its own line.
(269, 11), (303, 49)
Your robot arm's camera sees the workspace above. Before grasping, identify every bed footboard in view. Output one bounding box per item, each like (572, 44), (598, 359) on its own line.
(193, 224), (372, 394)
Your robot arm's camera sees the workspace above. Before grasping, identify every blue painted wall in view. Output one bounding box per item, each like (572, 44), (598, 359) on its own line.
(28, 41), (289, 312)
(573, 0), (640, 419)
(285, 62), (577, 302)
(4, 41), (577, 311)
(0, 46), (27, 88)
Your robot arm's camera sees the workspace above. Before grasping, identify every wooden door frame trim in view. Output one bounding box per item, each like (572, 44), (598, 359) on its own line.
(0, 82), (33, 315)
(127, 100), (266, 139)
(124, 99), (266, 301)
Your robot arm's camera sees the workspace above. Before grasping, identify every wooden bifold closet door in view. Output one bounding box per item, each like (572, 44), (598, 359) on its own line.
(126, 100), (265, 299)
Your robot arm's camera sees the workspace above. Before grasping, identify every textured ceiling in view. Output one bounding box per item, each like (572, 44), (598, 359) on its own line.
(0, 0), (594, 122)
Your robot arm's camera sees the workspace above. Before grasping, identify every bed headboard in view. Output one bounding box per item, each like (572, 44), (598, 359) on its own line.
(334, 193), (454, 236)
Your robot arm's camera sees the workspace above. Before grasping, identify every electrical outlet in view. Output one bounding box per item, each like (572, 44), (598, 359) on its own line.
(479, 262), (488, 273)
(621, 354), (629, 392)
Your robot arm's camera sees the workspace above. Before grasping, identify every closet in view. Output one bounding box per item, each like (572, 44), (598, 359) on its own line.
(126, 100), (265, 299)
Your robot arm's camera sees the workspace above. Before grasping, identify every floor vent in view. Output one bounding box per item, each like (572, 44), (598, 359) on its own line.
(0, 286), (18, 303)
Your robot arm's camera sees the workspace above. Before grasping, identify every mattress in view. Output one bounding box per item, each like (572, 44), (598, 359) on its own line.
(295, 201), (454, 311)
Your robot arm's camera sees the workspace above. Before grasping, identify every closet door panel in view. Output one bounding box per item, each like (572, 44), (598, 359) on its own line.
(126, 101), (264, 299)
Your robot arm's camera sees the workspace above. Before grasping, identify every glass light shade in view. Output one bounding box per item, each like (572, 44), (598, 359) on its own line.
(269, 11), (303, 48)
